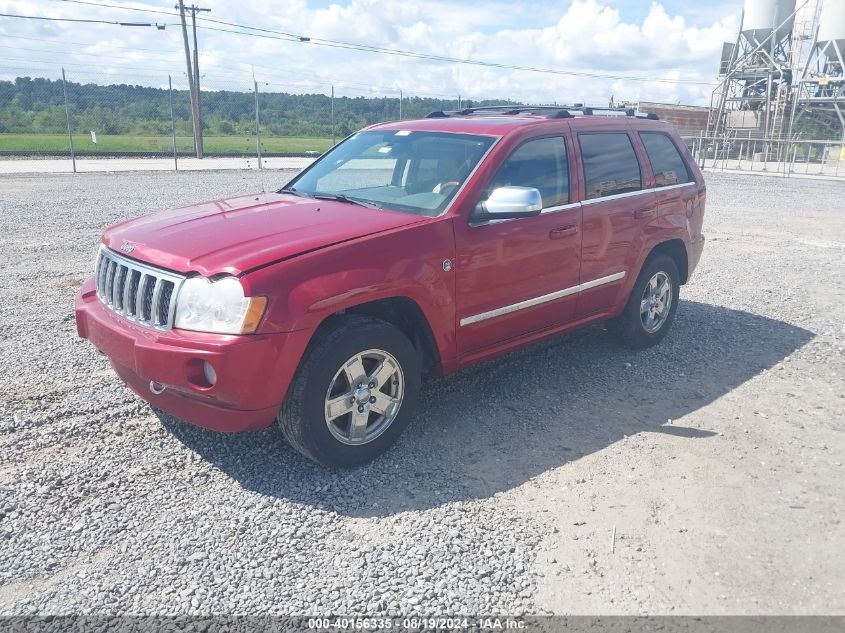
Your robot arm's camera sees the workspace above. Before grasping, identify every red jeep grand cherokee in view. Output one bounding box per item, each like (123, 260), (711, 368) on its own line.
(75, 105), (705, 466)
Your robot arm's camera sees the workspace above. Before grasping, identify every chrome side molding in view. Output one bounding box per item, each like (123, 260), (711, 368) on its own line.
(460, 271), (626, 327)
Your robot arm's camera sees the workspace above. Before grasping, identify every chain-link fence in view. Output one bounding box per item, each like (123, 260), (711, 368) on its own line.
(0, 68), (190, 165)
(0, 66), (484, 171)
(5, 67), (845, 180)
(683, 136), (845, 179)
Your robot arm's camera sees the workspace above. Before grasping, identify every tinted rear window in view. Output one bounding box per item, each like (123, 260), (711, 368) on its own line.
(640, 132), (693, 187)
(578, 133), (642, 200)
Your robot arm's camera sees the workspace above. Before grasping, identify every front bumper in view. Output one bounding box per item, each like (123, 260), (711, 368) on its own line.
(74, 276), (311, 432)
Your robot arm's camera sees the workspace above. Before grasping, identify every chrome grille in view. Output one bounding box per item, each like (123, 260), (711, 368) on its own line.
(94, 247), (185, 330)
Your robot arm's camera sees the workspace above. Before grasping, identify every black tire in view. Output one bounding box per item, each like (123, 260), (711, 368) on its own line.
(278, 316), (421, 467)
(607, 254), (681, 349)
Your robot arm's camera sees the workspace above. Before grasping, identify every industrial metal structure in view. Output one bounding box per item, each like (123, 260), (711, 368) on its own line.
(791, 0), (845, 139)
(710, 0), (845, 143)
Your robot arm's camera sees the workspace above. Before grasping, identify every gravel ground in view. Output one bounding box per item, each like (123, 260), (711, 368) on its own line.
(0, 170), (843, 616)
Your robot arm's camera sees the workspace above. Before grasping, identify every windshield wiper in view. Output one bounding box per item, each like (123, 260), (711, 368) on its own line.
(310, 193), (381, 209)
(278, 187), (305, 197)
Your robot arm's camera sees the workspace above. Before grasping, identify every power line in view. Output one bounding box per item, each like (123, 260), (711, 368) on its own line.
(195, 23), (715, 86)
(46, 0), (716, 86)
(7, 3), (691, 100)
(0, 34), (318, 83)
(0, 46), (341, 91)
(0, 29), (494, 98)
(216, 29), (716, 86)
(0, 50), (464, 93)
(0, 12), (164, 28)
(0, 33), (331, 87)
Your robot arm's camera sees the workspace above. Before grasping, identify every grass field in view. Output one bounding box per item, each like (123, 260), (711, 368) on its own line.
(0, 133), (332, 155)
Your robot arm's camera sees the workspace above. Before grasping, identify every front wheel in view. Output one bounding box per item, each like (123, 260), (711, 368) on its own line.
(278, 316), (420, 467)
(607, 254), (680, 349)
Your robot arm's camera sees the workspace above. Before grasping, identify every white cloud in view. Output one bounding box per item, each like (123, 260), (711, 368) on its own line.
(0, 0), (740, 105)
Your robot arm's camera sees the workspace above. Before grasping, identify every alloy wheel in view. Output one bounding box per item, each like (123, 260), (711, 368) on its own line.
(324, 349), (405, 445)
(640, 271), (673, 334)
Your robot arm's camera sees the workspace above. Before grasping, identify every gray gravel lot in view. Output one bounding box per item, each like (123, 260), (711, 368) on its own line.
(0, 169), (843, 616)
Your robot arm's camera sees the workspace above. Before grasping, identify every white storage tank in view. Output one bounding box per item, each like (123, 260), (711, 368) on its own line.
(817, 0), (845, 54)
(743, 0), (797, 46)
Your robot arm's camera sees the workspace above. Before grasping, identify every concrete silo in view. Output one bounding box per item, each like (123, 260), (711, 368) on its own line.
(743, 0), (798, 46)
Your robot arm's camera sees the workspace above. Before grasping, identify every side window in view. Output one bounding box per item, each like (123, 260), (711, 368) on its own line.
(639, 132), (693, 187)
(486, 137), (569, 208)
(578, 133), (642, 200)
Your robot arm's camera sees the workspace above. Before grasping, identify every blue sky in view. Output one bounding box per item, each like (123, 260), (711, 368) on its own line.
(0, 0), (744, 105)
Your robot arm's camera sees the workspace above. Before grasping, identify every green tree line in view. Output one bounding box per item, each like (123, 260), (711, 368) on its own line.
(0, 76), (510, 138)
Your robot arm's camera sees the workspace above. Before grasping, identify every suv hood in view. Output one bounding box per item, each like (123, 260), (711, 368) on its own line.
(102, 193), (426, 276)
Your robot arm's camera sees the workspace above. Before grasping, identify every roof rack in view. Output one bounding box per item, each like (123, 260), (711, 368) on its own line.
(425, 104), (659, 120)
(426, 105), (575, 119)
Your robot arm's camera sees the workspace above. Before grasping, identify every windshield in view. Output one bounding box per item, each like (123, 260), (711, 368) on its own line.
(284, 130), (496, 217)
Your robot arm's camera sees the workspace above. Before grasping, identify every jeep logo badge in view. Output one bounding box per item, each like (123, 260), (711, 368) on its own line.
(120, 243), (135, 253)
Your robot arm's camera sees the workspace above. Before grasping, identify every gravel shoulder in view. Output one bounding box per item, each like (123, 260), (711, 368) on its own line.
(0, 170), (843, 615)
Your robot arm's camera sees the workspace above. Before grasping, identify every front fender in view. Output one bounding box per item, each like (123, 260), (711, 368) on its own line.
(242, 218), (457, 365)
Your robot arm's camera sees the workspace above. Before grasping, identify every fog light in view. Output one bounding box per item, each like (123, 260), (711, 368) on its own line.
(203, 361), (217, 386)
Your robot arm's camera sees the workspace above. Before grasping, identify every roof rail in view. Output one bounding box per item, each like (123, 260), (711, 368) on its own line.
(581, 106), (660, 120)
(425, 106), (574, 119)
(424, 104), (659, 120)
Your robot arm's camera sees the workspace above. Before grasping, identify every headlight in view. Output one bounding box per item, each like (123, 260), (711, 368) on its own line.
(174, 276), (267, 334)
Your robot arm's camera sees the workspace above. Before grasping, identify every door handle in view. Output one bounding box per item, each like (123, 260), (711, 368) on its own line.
(634, 207), (657, 220)
(549, 225), (578, 239)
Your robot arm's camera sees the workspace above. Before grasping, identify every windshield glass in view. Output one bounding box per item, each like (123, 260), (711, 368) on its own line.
(284, 130), (496, 217)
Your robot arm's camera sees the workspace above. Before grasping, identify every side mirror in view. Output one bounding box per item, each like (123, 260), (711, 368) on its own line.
(475, 186), (543, 222)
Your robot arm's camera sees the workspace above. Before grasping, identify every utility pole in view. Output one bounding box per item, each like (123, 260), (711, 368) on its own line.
(399, 89), (403, 119)
(190, 4), (210, 157)
(177, 1), (199, 157)
(176, 1), (208, 159)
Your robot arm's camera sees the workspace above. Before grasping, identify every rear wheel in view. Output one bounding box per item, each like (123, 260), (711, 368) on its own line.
(607, 254), (680, 349)
(278, 316), (420, 467)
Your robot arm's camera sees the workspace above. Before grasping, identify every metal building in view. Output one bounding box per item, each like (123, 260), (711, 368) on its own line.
(634, 102), (711, 137)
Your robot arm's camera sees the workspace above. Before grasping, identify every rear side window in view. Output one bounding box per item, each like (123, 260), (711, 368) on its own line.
(640, 132), (693, 187)
(578, 133), (642, 200)
(486, 137), (569, 208)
